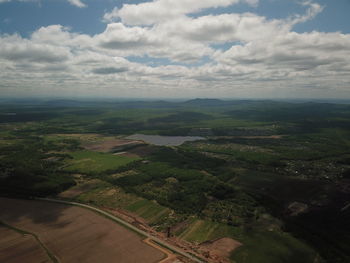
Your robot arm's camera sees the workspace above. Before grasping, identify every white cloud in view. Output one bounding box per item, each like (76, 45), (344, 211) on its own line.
(96, 23), (161, 50)
(157, 13), (288, 44)
(214, 31), (350, 74)
(103, 7), (119, 23)
(103, 0), (259, 24)
(0, 0), (86, 7)
(31, 25), (92, 47)
(1, 0), (350, 99)
(94, 22), (213, 62)
(288, 0), (324, 26)
(67, 0), (86, 8)
(0, 34), (71, 63)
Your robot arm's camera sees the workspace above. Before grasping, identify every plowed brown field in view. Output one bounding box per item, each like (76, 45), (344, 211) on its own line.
(0, 198), (165, 263)
(0, 225), (51, 263)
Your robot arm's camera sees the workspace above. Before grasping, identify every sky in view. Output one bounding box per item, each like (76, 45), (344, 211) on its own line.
(0, 0), (349, 99)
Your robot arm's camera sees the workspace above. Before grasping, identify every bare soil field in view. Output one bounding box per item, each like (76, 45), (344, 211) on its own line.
(211, 135), (284, 140)
(0, 225), (51, 263)
(58, 179), (100, 199)
(126, 145), (158, 157)
(83, 139), (142, 152)
(143, 238), (177, 263)
(113, 151), (140, 158)
(0, 198), (165, 263)
(199, 238), (242, 259)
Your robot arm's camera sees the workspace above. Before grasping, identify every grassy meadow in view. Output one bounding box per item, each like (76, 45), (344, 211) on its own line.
(64, 151), (139, 174)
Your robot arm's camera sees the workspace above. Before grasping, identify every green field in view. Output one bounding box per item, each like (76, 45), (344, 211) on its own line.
(186, 142), (278, 164)
(76, 183), (141, 207)
(177, 219), (242, 243)
(126, 199), (171, 224)
(231, 231), (319, 263)
(64, 151), (139, 174)
(176, 218), (318, 263)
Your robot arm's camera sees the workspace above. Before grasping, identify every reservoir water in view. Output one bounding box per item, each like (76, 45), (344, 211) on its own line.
(126, 134), (204, 146)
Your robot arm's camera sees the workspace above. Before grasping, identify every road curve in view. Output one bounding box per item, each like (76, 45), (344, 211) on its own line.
(37, 198), (205, 263)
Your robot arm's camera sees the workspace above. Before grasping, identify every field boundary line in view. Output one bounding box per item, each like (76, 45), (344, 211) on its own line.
(143, 237), (176, 263)
(36, 197), (205, 263)
(0, 220), (60, 263)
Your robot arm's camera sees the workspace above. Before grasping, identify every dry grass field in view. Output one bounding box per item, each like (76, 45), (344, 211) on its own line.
(83, 139), (142, 153)
(58, 179), (101, 199)
(0, 198), (165, 263)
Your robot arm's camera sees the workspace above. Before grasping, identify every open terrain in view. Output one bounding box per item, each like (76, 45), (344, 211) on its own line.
(64, 150), (140, 174)
(0, 198), (165, 263)
(1, 99), (350, 263)
(0, 225), (52, 263)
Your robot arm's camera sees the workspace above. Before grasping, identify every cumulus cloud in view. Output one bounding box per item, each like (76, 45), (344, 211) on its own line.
(158, 13), (288, 44)
(214, 31), (350, 74)
(1, 0), (350, 98)
(0, 34), (71, 63)
(31, 25), (92, 47)
(103, 0), (259, 24)
(103, 7), (119, 23)
(94, 22), (213, 62)
(96, 23), (160, 50)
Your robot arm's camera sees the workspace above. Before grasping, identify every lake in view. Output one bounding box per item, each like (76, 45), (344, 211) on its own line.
(126, 134), (205, 146)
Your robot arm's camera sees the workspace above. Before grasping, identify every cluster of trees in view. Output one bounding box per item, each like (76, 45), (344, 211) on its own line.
(0, 138), (75, 197)
(107, 147), (254, 216)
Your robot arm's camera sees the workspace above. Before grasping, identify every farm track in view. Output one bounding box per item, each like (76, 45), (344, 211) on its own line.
(37, 198), (205, 263)
(0, 222), (57, 263)
(143, 238), (177, 263)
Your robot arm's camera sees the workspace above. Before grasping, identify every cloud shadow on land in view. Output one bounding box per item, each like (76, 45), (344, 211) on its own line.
(0, 197), (71, 227)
